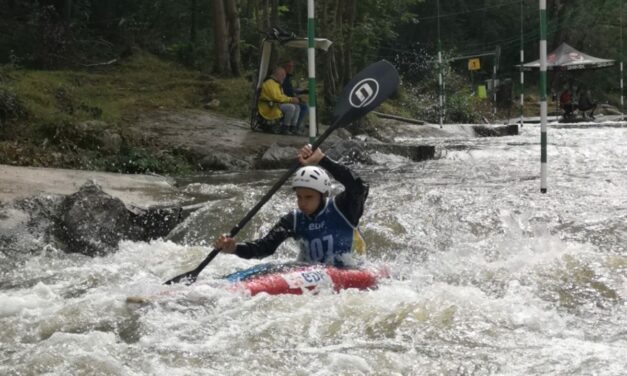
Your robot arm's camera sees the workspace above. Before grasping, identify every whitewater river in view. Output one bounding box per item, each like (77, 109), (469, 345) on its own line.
(1, 124), (626, 375)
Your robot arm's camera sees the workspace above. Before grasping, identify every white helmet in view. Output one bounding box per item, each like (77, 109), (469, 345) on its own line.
(292, 166), (331, 194)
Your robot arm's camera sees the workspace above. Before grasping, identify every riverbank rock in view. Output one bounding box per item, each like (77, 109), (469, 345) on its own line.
(57, 181), (137, 256)
(256, 143), (298, 169)
(0, 195), (64, 258)
(56, 181), (185, 256)
(198, 150), (251, 170)
(472, 124), (519, 137)
(325, 139), (374, 165)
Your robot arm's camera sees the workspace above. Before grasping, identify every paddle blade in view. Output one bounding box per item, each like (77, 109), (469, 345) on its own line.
(332, 60), (400, 127)
(164, 272), (197, 285)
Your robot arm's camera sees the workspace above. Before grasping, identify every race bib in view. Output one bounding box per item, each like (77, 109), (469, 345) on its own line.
(282, 269), (332, 289)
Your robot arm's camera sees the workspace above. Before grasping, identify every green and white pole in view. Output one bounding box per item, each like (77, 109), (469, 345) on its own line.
(621, 0), (624, 121)
(437, 0), (444, 128)
(539, 0), (548, 193)
(307, 0), (317, 143)
(520, 0), (525, 126)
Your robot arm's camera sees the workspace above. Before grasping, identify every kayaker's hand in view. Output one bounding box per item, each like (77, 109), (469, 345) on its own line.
(215, 234), (237, 253)
(298, 144), (325, 166)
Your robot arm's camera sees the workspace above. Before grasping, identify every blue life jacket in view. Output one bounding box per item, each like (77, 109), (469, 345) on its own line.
(293, 198), (365, 267)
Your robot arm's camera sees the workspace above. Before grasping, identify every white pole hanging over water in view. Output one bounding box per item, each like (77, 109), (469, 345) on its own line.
(307, 0), (317, 143)
(539, 0), (548, 193)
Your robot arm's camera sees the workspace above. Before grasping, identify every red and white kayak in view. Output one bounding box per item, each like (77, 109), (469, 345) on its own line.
(126, 262), (389, 303)
(224, 262), (390, 296)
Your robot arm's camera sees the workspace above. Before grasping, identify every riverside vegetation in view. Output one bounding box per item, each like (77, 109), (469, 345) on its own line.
(1, 49), (513, 175)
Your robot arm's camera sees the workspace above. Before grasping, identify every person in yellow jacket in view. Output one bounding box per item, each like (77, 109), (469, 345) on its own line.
(258, 67), (301, 134)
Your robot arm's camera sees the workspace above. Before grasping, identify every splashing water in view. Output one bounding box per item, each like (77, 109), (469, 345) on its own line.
(1, 125), (626, 375)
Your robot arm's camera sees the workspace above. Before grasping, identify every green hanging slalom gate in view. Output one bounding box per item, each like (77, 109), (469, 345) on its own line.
(307, 0), (317, 143)
(520, 0), (525, 127)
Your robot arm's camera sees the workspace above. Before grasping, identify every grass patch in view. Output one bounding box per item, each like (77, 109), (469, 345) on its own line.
(211, 77), (254, 119)
(0, 50), (251, 174)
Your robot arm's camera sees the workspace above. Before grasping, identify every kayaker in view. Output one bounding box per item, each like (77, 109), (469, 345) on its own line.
(215, 144), (368, 267)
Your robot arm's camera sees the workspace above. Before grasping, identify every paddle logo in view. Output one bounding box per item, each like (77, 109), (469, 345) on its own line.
(349, 78), (379, 109)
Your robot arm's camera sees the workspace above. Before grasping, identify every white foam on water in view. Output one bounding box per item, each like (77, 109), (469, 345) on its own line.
(2, 126), (626, 375)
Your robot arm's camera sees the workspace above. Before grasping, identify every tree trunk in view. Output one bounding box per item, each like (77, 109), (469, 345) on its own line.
(341, 0), (357, 83)
(262, 0), (270, 30)
(270, 0), (279, 28)
(190, 0), (197, 44)
(225, 0), (241, 76)
(211, 0), (231, 74)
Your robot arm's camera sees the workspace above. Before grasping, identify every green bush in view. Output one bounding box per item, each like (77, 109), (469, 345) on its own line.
(0, 85), (27, 124)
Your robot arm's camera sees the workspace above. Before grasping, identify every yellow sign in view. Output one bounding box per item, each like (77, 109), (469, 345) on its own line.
(468, 58), (481, 71)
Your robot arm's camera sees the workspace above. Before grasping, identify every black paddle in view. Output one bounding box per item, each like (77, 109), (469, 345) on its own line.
(165, 60), (400, 285)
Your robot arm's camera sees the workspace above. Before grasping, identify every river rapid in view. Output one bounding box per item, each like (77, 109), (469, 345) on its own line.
(1, 124), (626, 375)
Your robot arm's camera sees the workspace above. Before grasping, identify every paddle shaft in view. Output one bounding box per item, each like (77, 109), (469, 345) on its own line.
(165, 121), (341, 284)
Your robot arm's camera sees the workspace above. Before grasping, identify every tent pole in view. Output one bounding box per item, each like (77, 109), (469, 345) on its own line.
(307, 0), (317, 143)
(539, 0), (548, 194)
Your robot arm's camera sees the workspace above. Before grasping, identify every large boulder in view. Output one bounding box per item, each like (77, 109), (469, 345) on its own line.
(325, 139), (375, 165)
(256, 143), (298, 169)
(198, 150), (251, 170)
(57, 181), (136, 256)
(57, 181), (185, 256)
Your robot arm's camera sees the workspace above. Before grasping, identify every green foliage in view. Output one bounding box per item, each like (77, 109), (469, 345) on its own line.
(107, 146), (195, 175)
(211, 77), (254, 119)
(0, 86), (27, 124)
(0, 50), (219, 174)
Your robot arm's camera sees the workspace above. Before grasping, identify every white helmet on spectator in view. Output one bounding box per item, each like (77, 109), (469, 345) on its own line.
(292, 166), (331, 194)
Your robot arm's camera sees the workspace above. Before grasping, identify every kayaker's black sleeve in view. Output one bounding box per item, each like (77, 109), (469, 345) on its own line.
(234, 211), (295, 259)
(319, 156), (369, 227)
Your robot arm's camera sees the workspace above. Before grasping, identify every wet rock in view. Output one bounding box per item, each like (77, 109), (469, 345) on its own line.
(325, 139), (374, 165)
(256, 143), (298, 169)
(473, 124), (519, 137)
(198, 151), (251, 170)
(0, 194), (64, 257)
(1, 180), (188, 258)
(57, 181), (136, 256)
(129, 206), (184, 240)
(364, 143), (435, 162)
(333, 128), (353, 140)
